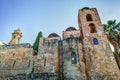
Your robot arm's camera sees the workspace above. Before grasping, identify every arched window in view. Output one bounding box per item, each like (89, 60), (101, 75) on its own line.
(89, 23), (97, 33)
(71, 52), (77, 64)
(86, 14), (93, 21)
(93, 38), (98, 45)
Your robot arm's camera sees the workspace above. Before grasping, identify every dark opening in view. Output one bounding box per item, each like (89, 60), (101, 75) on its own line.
(43, 73), (48, 80)
(89, 23), (97, 33)
(86, 14), (93, 21)
(71, 52), (77, 64)
(93, 38), (99, 45)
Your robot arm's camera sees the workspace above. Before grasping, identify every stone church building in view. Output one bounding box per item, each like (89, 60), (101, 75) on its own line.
(0, 7), (120, 80)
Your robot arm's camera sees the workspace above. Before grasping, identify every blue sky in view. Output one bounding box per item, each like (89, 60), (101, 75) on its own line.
(0, 0), (120, 44)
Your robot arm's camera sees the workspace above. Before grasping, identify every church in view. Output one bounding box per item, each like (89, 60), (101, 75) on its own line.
(36, 7), (120, 80)
(0, 7), (119, 80)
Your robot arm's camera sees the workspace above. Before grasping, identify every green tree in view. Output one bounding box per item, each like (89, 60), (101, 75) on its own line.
(103, 20), (120, 39)
(103, 20), (120, 69)
(33, 32), (43, 52)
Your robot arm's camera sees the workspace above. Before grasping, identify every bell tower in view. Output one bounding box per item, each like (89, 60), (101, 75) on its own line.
(78, 7), (103, 39)
(78, 7), (120, 80)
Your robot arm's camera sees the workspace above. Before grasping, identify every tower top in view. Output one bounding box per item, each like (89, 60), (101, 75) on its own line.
(9, 28), (22, 45)
(78, 7), (103, 38)
(79, 7), (97, 12)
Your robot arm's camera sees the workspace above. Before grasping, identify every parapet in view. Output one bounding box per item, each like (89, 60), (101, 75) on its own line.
(0, 43), (32, 50)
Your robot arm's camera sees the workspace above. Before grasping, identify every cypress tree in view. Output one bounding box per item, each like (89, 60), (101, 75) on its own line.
(33, 32), (43, 52)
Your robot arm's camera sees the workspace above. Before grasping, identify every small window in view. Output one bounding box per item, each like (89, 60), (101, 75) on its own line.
(43, 73), (48, 80)
(89, 23), (97, 33)
(71, 52), (77, 64)
(93, 38), (98, 45)
(86, 14), (93, 21)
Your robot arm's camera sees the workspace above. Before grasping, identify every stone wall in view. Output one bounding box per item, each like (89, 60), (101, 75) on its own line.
(0, 7), (120, 80)
(60, 36), (86, 80)
(33, 37), (60, 80)
(0, 43), (33, 79)
(79, 7), (120, 80)
(63, 30), (81, 39)
(83, 37), (120, 80)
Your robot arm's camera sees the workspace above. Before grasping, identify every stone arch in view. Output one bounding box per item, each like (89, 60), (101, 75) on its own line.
(71, 52), (77, 64)
(89, 23), (97, 33)
(86, 14), (93, 21)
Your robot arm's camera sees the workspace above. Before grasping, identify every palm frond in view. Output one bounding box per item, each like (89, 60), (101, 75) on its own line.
(113, 22), (120, 29)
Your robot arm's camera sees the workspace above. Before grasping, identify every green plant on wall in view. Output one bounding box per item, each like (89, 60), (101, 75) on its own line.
(33, 32), (43, 52)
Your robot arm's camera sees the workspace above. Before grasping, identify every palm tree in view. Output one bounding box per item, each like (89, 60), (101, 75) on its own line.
(103, 20), (120, 69)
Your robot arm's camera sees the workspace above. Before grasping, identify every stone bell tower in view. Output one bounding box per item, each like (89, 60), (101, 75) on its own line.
(78, 7), (120, 80)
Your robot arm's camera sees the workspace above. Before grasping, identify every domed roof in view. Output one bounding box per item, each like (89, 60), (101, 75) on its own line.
(82, 7), (90, 10)
(48, 33), (60, 38)
(66, 27), (77, 31)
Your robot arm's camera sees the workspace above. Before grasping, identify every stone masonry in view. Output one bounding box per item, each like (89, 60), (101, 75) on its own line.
(0, 7), (120, 80)
(0, 43), (33, 80)
(78, 7), (120, 80)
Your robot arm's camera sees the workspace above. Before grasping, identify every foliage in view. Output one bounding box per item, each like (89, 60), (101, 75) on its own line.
(103, 20), (120, 69)
(103, 20), (120, 50)
(33, 32), (43, 52)
(103, 20), (120, 39)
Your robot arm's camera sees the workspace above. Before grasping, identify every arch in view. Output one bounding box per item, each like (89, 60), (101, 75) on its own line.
(71, 52), (77, 64)
(89, 23), (97, 33)
(66, 27), (77, 31)
(93, 38), (98, 45)
(86, 14), (93, 21)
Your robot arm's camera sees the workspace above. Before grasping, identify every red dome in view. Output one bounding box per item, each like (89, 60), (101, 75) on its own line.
(48, 33), (60, 38)
(66, 27), (77, 31)
(82, 7), (90, 10)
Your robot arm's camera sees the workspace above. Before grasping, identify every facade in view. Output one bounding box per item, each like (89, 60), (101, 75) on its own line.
(34, 33), (60, 80)
(0, 7), (120, 80)
(78, 7), (120, 80)
(35, 7), (120, 80)
(61, 28), (86, 80)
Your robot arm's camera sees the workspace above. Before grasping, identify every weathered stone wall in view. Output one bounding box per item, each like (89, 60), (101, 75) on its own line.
(78, 8), (102, 30)
(79, 7), (120, 80)
(0, 7), (120, 80)
(83, 37), (120, 80)
(61, 36), (86, 80)
(33, 37), (60, 80)
(0, 43), (33, 79)
(63, 30), (81, 39)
